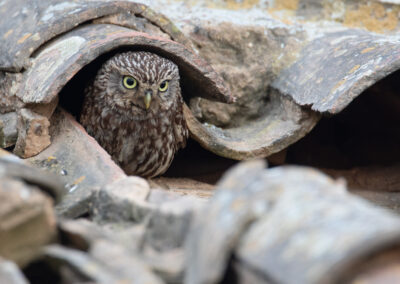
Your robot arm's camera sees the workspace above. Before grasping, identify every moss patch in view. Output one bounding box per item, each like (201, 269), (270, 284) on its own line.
(274, 0), (299, 10)
(184, 0), (261, 10)
(344, 2), (399, 33)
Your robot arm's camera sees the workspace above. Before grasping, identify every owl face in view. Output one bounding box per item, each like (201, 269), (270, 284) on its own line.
(97, 51), (181, 115)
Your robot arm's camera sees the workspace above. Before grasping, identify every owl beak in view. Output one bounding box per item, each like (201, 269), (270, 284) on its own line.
(144, 91), (152, 110)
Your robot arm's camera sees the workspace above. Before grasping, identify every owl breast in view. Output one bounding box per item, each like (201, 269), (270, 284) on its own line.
(79, 51), (188, 177)
(80, 87), (188, 178)
(113, 111), (179, 177)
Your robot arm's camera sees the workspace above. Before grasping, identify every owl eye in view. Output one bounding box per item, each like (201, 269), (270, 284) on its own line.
(159, 80), (169, 92)
(122, 76), (137, 89)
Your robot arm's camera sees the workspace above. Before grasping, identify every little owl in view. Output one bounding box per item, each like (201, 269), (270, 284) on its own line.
(80, 51), (188, 177)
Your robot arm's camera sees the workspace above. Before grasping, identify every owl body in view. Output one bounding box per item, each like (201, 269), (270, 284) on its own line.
(80, 51), (188, 177)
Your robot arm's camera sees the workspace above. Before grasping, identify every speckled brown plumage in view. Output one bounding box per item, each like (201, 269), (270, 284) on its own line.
(80, 51), (188, 177)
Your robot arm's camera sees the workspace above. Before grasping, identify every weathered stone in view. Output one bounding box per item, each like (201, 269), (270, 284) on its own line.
(183, 20), (305, 128)
(271, 0), (400, 34)
(89, 176), (205, 280)
(185, 98), (320, 160)
(144, 0), (400, 161)
(0, 72), (24, 114)
(43, 244), (164, 284)
(59, 211), (186, 282)
(141, 247), (184, 283)
(55, 186), (96, 219)
(27, 97), (59, 119)
(92, 175), (204, 254)
(145, 1), (305, 122)
(2, 0), (249, 164)
(0, 0), (316, 161)
(185, 161), (400, 284)
(59, 218), (148, 255)
(93, 12), (172, 40)
(18, 23), (232, 106)
(0, 151), (65, 203)
(0, 150), (62, 267)
(90, 240), (165, 284)
(142, 197), (194, 252)
(92, 176), (151, 222)
(59, 219), (118, 251)
(184, 160), (268, 284)
(0, 0), (195, 72)
(2, 0), (400, 163)
(13, 109), (50, 158)
(28, 108), (126, 217)
(147, 190), (206, 255)
(0, 258), (28, 284)
(143, 2), (321, 159)
(0, 0), (145, 71)
(0, 178), (56, 267)
(271, 29), (400, 114)
(0, 112), (18, 148)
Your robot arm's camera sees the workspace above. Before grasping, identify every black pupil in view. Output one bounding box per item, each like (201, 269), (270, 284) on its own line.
(126, 77), (134, 86)
(161, 82), (166, 88)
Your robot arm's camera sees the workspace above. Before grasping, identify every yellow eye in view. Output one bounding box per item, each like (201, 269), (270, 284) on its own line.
(159, 81), (169, 92)
(122, 76), (137, 89)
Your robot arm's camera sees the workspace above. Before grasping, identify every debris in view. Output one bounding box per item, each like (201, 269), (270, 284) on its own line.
(185, 161), (400, 284)
(0, 112), (18, 148)
(13, 109), (50, 158)
(0, 258), (28, 284)
(0, 177), (56, 267)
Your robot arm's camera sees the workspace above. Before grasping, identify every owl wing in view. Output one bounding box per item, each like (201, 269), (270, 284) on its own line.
(174, 109), (189, 150)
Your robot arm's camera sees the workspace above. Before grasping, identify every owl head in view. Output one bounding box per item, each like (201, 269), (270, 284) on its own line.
(95, 51), (181, 116)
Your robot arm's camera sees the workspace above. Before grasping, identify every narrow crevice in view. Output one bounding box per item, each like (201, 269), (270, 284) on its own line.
(285, 70), (400, 191)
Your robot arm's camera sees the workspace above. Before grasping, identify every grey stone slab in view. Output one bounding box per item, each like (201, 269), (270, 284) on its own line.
(0, 177), (56, 267)
(272, 29), (400, 114)
(185, 161), (400, 284)
(44, 244), (164, 284)
(0, 112), (18, 148)
(0, 258), (28, 284)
